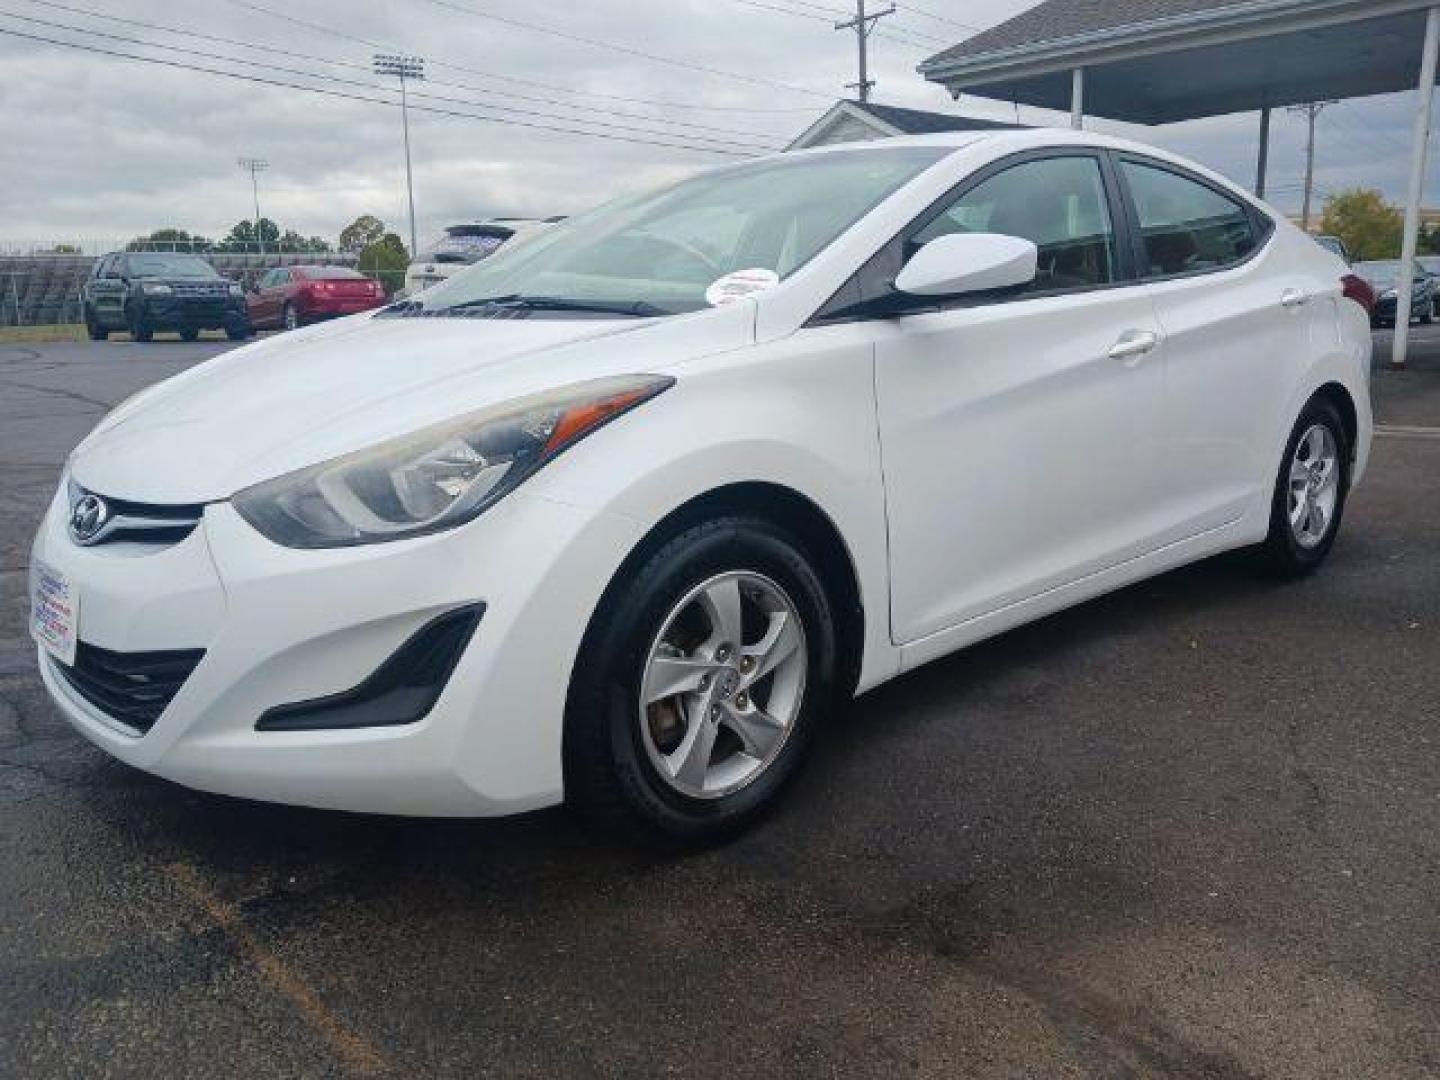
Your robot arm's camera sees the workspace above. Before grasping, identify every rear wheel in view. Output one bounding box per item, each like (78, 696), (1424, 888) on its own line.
(565, 516), (838, 847)
(179, 327), (200, 342)
(85, 308), (108, 341)
(225, 319), (252, 342)
(1258, 398), (1350, 578)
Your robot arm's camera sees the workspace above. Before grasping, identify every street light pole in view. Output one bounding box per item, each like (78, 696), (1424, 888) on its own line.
(237, 157), (269, 254)
(374, 54), (425, 258)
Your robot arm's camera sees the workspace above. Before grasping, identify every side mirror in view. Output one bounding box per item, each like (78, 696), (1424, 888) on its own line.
(895, 233), (1038, 298)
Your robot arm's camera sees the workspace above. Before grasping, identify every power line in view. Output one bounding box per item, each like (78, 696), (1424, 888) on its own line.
(12, 0), (781, 142)
(0, 25), (767, 156)
(892, 3), (983, 32)
(212, 0), (816, 114)
(723, 0), (944, 51)
(0, 10), (784, 152)
(414, 0), (832, 100)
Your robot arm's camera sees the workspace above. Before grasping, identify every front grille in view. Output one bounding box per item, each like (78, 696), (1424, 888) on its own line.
(68, 483), (204, 548)
(55, 641), (205, 735)
(172, 281), (229, 298)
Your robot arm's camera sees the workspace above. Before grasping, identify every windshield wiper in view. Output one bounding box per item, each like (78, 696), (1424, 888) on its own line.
(434, 294), (669, 318)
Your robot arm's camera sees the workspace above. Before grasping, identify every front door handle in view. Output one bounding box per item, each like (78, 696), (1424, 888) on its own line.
(1281, 288), (1312, 309)
(1107, 330), (1159, 365)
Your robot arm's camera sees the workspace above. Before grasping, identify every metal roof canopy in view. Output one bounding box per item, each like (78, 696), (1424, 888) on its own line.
(919, 0), (1440, 367)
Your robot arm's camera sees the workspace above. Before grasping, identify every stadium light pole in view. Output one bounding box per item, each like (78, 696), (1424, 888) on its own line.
(236, 157), (269, 254)
(373, 53), (425, 258)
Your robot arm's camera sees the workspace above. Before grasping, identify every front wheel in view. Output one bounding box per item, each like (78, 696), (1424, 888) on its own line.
(1258, 398), (1351, 578)
(565, 516), (839, 847)
(85, 308), (108, 341)
(179, 327), (200, 342)
(125, 303), (152, 342)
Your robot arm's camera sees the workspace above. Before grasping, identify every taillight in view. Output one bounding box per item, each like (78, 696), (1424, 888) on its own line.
(1342, 274), (1376, 314)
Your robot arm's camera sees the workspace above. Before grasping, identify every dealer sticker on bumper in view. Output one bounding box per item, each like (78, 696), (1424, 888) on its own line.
(30, 560), (78, 666)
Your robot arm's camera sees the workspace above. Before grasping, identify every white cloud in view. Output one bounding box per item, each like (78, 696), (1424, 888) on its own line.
(0, 0), (1434, 250)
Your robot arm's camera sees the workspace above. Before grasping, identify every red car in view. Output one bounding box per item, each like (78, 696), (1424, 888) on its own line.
(246, 266), (387, 331)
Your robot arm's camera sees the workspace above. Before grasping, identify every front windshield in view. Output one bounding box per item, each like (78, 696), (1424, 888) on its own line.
(128, 253), (216, 277)
(414, 147), (949, 316)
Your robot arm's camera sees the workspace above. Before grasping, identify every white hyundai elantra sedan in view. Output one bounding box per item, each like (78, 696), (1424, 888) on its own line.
(31, 130), (1372, 845)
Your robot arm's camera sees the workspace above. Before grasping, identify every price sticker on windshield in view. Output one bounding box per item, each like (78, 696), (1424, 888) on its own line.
(705, 268), (779, 307)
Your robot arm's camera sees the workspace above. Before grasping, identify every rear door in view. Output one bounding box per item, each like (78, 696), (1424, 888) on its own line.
(1114, 155), (1299, 538)
(858, 150), (1167, 644)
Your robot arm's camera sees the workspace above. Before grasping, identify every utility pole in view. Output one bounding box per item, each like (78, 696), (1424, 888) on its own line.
(1288, 102), (1335, 232)
(374, 54), (425, 259)
(236, 157), (269, 254)
(834, 0), (895, 103)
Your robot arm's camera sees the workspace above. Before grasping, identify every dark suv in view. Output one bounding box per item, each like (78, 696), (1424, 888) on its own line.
(84, 252), (252, 342)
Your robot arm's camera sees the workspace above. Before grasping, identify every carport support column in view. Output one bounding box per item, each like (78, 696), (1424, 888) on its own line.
(1393, 5), (1440, 369)
(1255, 106), (1271, 198)
(1070, 67), (1085, 130)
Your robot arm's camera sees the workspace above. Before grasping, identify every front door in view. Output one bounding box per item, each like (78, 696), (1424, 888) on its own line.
(869, 152), (1167, 645)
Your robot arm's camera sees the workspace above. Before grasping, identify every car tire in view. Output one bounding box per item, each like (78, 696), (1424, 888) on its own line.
(564, 515), (839, 848)
(1258, 396), (1351, 579)
(283, 302), (299, 331)
(1422, 308), (1434, 326)
(85, 308), (108, 341)
(125, 303), (152, 343)
(225, 321), (252, 342)
(179, 327), (200, 342)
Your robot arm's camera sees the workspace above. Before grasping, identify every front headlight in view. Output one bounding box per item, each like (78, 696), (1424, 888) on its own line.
(233, 375), (674, 549)
(142, 282), (174, 295)
(228, 283), (244, 297)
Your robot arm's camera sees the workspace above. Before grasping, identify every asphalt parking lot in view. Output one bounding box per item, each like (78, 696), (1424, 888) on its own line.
(2, 332), (1438, 1079)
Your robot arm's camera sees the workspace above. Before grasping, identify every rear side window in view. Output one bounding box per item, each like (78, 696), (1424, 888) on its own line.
(913, 155), (1117, 293)
(1120, 161), (1258, 277)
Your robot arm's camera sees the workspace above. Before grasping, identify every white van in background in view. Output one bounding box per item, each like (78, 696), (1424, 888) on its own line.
(403, 217), (561, 294)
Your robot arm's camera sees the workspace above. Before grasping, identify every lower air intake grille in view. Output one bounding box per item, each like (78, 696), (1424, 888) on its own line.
(55, 642), (205, 735)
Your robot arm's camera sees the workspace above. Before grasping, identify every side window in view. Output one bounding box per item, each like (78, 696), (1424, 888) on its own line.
(260, 269), (279, 288)
(91, 256), (109, 280)
(1120, 160), (1258, 277)
(912, 155), (1117, 294)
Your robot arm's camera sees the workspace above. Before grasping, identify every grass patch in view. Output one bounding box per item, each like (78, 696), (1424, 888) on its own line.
(0, 324), (87, 344)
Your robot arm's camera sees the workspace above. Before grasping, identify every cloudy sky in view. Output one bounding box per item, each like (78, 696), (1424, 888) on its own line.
(0, 0), (1435, 253)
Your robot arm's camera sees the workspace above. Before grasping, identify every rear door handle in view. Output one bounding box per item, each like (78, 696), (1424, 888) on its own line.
(1281, 288), (1312, 309)
(1107, 330), (1159, 365)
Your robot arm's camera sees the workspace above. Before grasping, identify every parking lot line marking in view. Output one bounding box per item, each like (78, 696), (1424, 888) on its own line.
(164, 862), (391, 1078)
(1375, 424), (1440, 440)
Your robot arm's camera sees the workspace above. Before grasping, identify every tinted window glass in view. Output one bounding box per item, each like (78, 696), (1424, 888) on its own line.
(913, 155), (1116, 293)
(1121, 161), (1257, 277)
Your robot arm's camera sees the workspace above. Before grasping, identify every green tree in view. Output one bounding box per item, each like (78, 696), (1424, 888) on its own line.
(358, 232), (409, 295)
(339, 214), (387, 255)
(126, 228), (211, 252)
(278, 230), (332, 254)
(218, 218), (280, 252)
(1419, 222), (1440, 256)
(40, 243), (83, 254)
(1319, 189), (1404, 261)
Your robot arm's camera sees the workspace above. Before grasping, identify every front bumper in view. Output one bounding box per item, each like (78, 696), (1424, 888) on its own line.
(137, 296), (248, 330)
(31, 479), (644, 816)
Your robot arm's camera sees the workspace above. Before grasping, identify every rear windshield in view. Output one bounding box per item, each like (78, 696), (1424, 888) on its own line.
(299, 267), (365, 280)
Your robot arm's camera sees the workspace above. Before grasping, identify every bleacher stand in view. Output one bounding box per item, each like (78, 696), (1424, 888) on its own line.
(0, 250), (361, 326)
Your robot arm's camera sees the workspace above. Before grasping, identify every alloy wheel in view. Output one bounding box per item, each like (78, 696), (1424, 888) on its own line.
(1288, 423), (1341, 549)
(638, 571), (807, 800)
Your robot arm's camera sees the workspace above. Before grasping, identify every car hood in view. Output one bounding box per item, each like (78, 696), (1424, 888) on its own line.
(70, 306), (753, 503)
